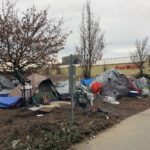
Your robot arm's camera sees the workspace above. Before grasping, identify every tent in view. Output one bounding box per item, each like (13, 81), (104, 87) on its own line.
(9, 74), (59, 101)
(101, 80), (130, 97)
(93, 69), (130, 97)
(0, 76), (14, 89)
(93, 69), (121, 84)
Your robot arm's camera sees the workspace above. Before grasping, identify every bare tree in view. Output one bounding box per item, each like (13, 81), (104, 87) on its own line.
(0, 1), (69, 73)
(76, 0), (104, 79)
(131, 37), (150, 76)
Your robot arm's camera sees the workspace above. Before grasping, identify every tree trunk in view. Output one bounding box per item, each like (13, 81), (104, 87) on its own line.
(84, 68), (91, 79)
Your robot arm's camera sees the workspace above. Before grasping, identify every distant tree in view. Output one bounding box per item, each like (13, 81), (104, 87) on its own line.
(76, 0), (105, 79)
(0, 0), (69, 73)
(103, 60), (107, 72)
(131, 37), (150, 76)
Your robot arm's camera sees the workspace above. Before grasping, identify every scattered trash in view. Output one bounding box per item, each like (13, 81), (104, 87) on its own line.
(36, 114), (43, 117)
(26, 135), (30, 140)
(12, 139), (20, 149)
(128, 91), (140, 97)
(39, 107), (52, 113)
(28, 101), (71, 112)
(103, 96), (120, 105)
(142, 88), (150, 96)
(137, 96), (142, 99)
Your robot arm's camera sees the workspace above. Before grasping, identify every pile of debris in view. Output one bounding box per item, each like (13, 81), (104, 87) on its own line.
(80, 69), (150, 105)
(56, 69), (150, 108)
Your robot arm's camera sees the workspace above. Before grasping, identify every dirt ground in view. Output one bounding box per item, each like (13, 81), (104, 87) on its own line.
(0, 96), (150, 150)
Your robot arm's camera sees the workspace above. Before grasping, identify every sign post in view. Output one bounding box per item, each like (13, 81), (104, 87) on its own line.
(68, 54), (76, 124)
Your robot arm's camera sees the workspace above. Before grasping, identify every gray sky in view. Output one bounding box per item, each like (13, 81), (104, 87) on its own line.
(1, 0), (150, 59)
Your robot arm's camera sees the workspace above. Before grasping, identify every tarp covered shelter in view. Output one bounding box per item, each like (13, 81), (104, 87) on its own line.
(9, 74), (59, 100)
(0, 96), (21, 108)
(101, 80), (130, 97)
(81, 78), (94, 87)
(128, 77), (150, 95)
(93, 69), (121, 84)
(0, 76), (14, 89)
(93, 69), (131, 97)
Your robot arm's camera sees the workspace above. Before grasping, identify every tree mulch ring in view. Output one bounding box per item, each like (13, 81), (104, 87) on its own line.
(0, 96), (150, 150)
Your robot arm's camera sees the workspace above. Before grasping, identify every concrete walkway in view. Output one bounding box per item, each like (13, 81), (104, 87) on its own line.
(74, 109), (150, 150)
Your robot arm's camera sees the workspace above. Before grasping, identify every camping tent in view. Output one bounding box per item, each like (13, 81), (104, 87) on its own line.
(9, 74), (59, 100)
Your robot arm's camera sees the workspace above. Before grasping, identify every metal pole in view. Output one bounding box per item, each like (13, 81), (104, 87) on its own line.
(69, 54), (76, 124)
(71, 91), (74, 123)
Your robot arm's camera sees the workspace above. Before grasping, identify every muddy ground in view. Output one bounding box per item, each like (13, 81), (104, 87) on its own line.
(0, 96), (150, 150)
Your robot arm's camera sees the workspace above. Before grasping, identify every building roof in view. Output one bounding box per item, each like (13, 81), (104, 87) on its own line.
(60, 56), (149, 68)
(96, 57), (133, 65)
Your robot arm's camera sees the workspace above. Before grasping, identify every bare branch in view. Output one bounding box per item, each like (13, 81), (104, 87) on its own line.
(76, 0), (105, 78)
(0, 0), (69, 73)
(131, 37), (149, 76)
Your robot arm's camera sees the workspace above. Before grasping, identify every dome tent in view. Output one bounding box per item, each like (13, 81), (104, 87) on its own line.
(10, 74), (59, 102)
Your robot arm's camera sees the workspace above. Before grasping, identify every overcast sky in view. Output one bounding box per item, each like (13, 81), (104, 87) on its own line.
(1, 0), (150, 59)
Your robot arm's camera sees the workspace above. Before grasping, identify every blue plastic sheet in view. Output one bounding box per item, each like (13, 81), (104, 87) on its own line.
(81, 78), (94, 86)
(0, 96), (21, 108)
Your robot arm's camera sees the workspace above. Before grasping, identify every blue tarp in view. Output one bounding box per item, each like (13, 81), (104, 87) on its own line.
(0, 96), (21, 108)
(81, 78), (94, 87)
(0, 94), (8, 97)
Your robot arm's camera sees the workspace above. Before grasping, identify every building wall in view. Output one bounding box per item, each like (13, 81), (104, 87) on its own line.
(59, 58), (150, 77)
(144, 57), (150, 75)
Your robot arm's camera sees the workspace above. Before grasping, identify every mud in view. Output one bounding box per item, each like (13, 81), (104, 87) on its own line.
(0, 96), (150, 150)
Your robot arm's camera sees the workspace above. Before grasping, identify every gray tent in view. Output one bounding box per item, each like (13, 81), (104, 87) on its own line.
(0, 76), (14, 89)
(93, 69), (130, 97)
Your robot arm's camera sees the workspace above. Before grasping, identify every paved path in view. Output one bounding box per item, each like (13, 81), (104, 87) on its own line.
(74, 109), (150, 150)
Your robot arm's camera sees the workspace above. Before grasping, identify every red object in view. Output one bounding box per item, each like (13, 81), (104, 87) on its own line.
(91, 82), (103, 94)
(126, 65), (130, 69)
(128, 78), (142, 94)
(115, 64), (139, 70)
